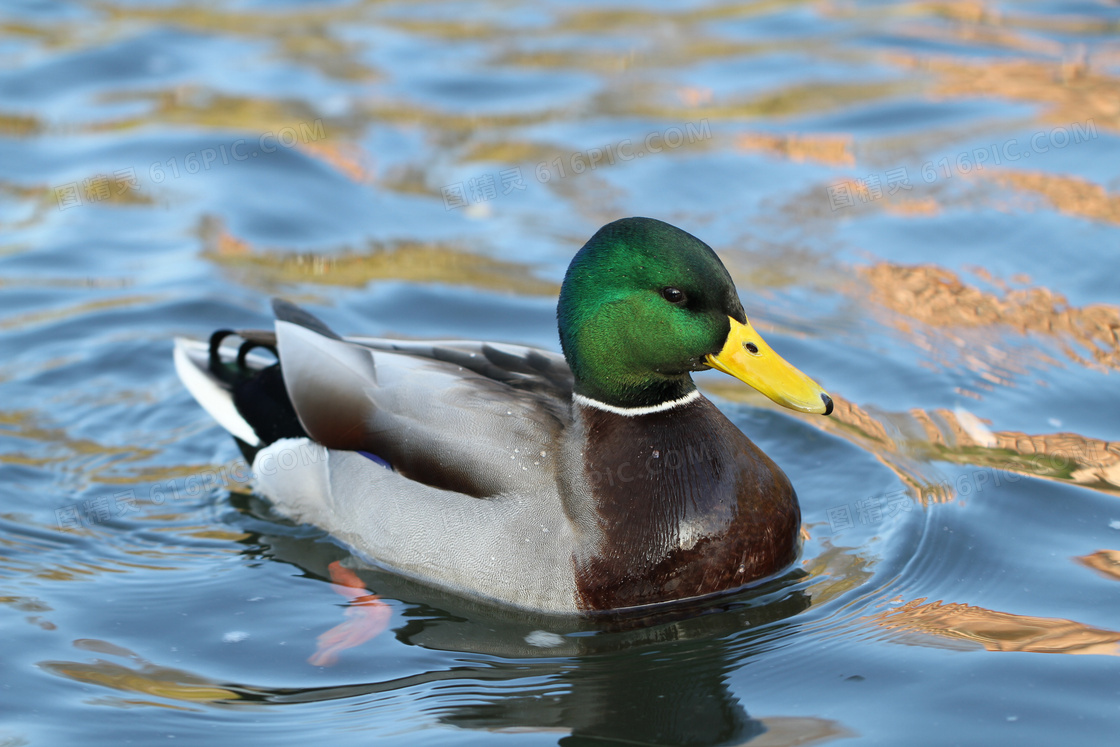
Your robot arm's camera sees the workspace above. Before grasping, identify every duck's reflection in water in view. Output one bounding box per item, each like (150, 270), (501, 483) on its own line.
(259, 530), (849, 746)
(35, 509), (856, 745)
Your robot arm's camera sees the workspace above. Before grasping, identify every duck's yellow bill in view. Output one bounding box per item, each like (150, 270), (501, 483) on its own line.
(705, 317), (833, 415)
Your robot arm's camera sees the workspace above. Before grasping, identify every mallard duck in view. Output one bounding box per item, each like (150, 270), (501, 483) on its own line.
(174, 217), (832, 614)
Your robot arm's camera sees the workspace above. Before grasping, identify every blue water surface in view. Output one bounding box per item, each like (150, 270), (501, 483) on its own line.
(2, 1), (1120, 745)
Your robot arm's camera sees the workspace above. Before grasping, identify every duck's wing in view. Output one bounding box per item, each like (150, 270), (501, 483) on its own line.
(271, 300), (573, 498)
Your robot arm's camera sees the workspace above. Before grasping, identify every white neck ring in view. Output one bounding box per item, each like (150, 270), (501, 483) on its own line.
(572, 389), (701, 417)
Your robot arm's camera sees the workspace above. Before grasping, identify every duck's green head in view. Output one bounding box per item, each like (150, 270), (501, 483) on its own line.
(558, 217), (832, 414)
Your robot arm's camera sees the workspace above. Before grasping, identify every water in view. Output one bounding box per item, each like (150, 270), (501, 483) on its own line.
(3, 1), (1120, 744)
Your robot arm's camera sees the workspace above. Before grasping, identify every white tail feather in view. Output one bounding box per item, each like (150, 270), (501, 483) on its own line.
(173, 339), (261, 446)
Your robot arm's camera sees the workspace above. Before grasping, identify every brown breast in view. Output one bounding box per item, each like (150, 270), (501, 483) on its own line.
(569, 395), (800, 611)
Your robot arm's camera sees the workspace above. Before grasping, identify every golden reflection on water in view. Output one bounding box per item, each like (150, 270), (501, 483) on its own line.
(92, 3), (375, 82)
(748, 717), (856, 746)
(799, 542), (877, 606)
(737, 132), (855, 167)
(201, 220), (558, 296)
(297, 141), (376, 184)
(0, 295), (160, 333)
(0, 409), (159, 474)
(1077, 550), (1120, 583)
(863, 262), (1120, 372)
(0, 112), (40, 136)
(870, 598), (1120, 656)
(40, 640), (245, 708)
(989, 170), (1120, 226)
(706, 384), (1120, 502)
(0, 594), (55, 631)
(896, 53), (1120, 134)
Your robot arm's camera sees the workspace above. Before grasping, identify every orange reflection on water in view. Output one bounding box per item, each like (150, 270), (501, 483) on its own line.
(870, 598), (1120, 655)
(200, 220), (557, 296)
(298, 141), (376, 184)
(1077, 550), (1120, 583)
(706, 382), (1120, 503)
(40, 639), (245, 708)
(862, 262), (1120, 371)
(891, 53), (1120, 133)
(881, 196), (940, 216)
(736, 132), (855, 167)
(989, 170), (1120, 227)
(748, 716), (856, 746)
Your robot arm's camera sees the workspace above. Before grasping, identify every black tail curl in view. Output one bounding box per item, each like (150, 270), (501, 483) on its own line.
(208, 329), (308, 462)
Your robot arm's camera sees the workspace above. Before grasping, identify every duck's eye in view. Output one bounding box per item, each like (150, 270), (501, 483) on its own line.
(661, 287), (686, 304)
